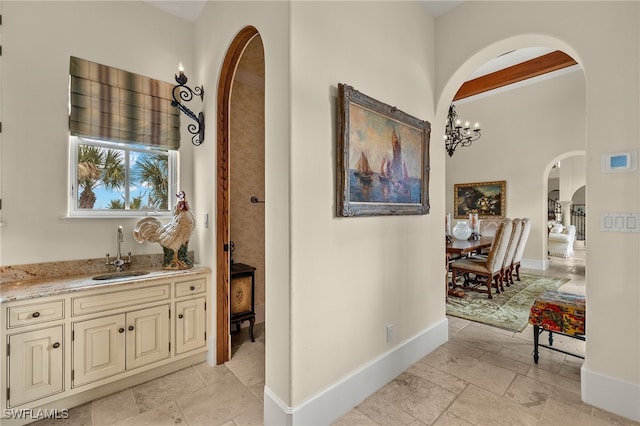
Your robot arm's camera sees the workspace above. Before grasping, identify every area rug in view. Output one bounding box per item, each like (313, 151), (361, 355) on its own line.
(446, 273), (569, 332)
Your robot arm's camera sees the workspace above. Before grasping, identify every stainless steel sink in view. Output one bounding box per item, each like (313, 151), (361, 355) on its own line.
(92, 270), (150, 281)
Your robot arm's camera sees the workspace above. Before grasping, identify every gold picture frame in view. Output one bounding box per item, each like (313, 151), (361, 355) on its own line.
(336, 83), (431, 217)
(454, 180), (506, 218)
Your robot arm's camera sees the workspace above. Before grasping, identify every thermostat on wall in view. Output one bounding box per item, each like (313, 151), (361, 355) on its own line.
(601, 151), (637, 173)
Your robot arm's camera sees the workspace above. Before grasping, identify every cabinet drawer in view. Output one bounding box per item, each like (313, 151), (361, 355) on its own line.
(175, 278), (206, 298)
(8, 300), (64, 328)
(72, 284), (170, 316)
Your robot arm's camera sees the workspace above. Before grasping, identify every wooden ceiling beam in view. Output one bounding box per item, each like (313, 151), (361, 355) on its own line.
(453, 50), (578, 101)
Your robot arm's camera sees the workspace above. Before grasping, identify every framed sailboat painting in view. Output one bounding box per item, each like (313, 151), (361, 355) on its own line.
(336, 83), (431, 216)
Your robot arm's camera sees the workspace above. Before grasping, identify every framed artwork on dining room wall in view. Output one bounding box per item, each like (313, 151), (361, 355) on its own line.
(454, 180), (506, 218)
(336, 83), (431, 217)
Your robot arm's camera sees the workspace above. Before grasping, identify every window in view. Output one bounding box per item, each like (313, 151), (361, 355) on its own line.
(68, 57), (181, 217)
(69, 137), (178, 217)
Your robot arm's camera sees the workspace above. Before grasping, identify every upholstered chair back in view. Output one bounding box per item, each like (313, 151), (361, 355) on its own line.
(513, 218), (531, 263)
(503, 218), (523, 268)
(486, 218), (513, 274)
(480, 218), (501, 237)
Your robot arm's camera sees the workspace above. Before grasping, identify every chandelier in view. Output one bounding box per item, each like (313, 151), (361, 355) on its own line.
(444, 104), (481, 157)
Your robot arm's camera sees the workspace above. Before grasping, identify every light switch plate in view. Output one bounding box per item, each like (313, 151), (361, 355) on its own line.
(601, 213), (640, 232)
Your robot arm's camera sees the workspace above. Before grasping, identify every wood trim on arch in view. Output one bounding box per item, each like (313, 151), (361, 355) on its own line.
(454, 50), (578, 101)
(216, 25), (259, 365)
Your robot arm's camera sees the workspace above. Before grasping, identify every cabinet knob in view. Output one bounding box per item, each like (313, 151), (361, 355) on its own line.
(52, 342), (60, 349)
(190, 286), (195, 291)
(119, 328), (125, 333)
(128, 325), (134, 331)
(32, 312), (40, 318)
(178, 314), (184, 319)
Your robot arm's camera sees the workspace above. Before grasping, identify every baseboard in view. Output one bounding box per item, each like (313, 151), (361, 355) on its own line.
(206, 336), (216, 366)
(263, 318), (448, 425)
(581, 364), (640, 422)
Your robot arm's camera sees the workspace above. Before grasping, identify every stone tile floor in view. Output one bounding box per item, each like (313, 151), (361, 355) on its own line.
(31, 326), (265, 426)
(33, 245), (639, 425)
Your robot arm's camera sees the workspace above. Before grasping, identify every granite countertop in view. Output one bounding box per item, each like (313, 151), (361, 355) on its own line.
(0, 266), (211, 303)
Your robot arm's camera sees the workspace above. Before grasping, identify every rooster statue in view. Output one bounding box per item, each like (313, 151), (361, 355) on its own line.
(133, 191), (196, 269)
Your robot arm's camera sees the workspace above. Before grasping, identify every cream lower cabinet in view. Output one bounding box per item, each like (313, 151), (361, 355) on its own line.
(72, 305), (169, 387)
(7, 326), (64, 407)
(1, 269), (210, 424)
(175, 298), (205, 355)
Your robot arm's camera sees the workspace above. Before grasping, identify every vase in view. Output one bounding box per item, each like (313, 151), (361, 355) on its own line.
(452, 221), (472, 240)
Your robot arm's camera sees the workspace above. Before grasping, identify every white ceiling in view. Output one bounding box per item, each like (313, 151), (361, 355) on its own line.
(144, 0), (205, 22)
(421, 1), (465, 17)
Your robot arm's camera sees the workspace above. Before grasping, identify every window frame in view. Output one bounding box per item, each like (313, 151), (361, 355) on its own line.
(68, 136), (179, 218)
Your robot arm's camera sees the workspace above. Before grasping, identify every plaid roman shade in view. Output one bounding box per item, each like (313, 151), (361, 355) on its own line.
(69, 56), (180, 149)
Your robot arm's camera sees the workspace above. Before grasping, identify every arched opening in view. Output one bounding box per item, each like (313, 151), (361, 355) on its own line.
(443, 43), (587, 330)
(546, 153), (586, 269)
(215, 26), (264, 364)
(442, 41), (585, 270)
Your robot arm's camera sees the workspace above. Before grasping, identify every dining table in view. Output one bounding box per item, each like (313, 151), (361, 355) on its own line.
(446, 235), (494, 256)
(445, 236), (494, 299)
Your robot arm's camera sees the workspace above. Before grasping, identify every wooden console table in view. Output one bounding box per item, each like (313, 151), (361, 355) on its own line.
(230, 263), (256, 342)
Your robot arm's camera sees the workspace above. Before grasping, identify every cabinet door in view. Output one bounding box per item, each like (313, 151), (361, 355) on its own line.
(175, 298), (206, 355)
(8, 326), (64, 407)
(125, 305), (170, 370)
(73, 314), (126, 387)
(230, 275), (253, 315)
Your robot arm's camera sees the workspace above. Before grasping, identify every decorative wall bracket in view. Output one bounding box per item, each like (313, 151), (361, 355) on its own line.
(171, 64), (205, 146)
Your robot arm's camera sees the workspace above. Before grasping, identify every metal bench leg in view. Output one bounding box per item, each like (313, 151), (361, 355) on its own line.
(533, 325), (540, 364)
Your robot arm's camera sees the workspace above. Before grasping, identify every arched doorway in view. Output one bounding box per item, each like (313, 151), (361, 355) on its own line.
(442, 42), (585, 272)
(443, 45), (587, 328)
(545, 152), (586, 256)
(216, 26), (264, 364)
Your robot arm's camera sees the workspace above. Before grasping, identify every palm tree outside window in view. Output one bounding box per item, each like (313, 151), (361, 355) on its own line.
(71, 137), (177, 216)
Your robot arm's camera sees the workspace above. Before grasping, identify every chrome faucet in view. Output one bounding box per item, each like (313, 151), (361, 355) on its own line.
(106, 226), (131, 271)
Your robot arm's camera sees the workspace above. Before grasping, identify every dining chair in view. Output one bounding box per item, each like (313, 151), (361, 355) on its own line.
(512, 218), (531, 281)
(450, 218), (513, 299)
(469, 218), (521, 291)
(500, 218), (523, 288)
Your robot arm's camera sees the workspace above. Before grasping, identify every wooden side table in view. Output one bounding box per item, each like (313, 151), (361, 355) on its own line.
(230, 263), (256, 342)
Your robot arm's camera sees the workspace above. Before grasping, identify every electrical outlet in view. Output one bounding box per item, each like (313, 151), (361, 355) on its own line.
(386, 324), (394, 343)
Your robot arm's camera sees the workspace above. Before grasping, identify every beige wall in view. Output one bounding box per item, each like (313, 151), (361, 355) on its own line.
(436, 1), (640, 417)
(558, 155), (586, 202)
(0, 1), (195, 265)
(288, 1), (438, 405)
(445, 70), (586, 265)
(195, 0), (439, 409)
